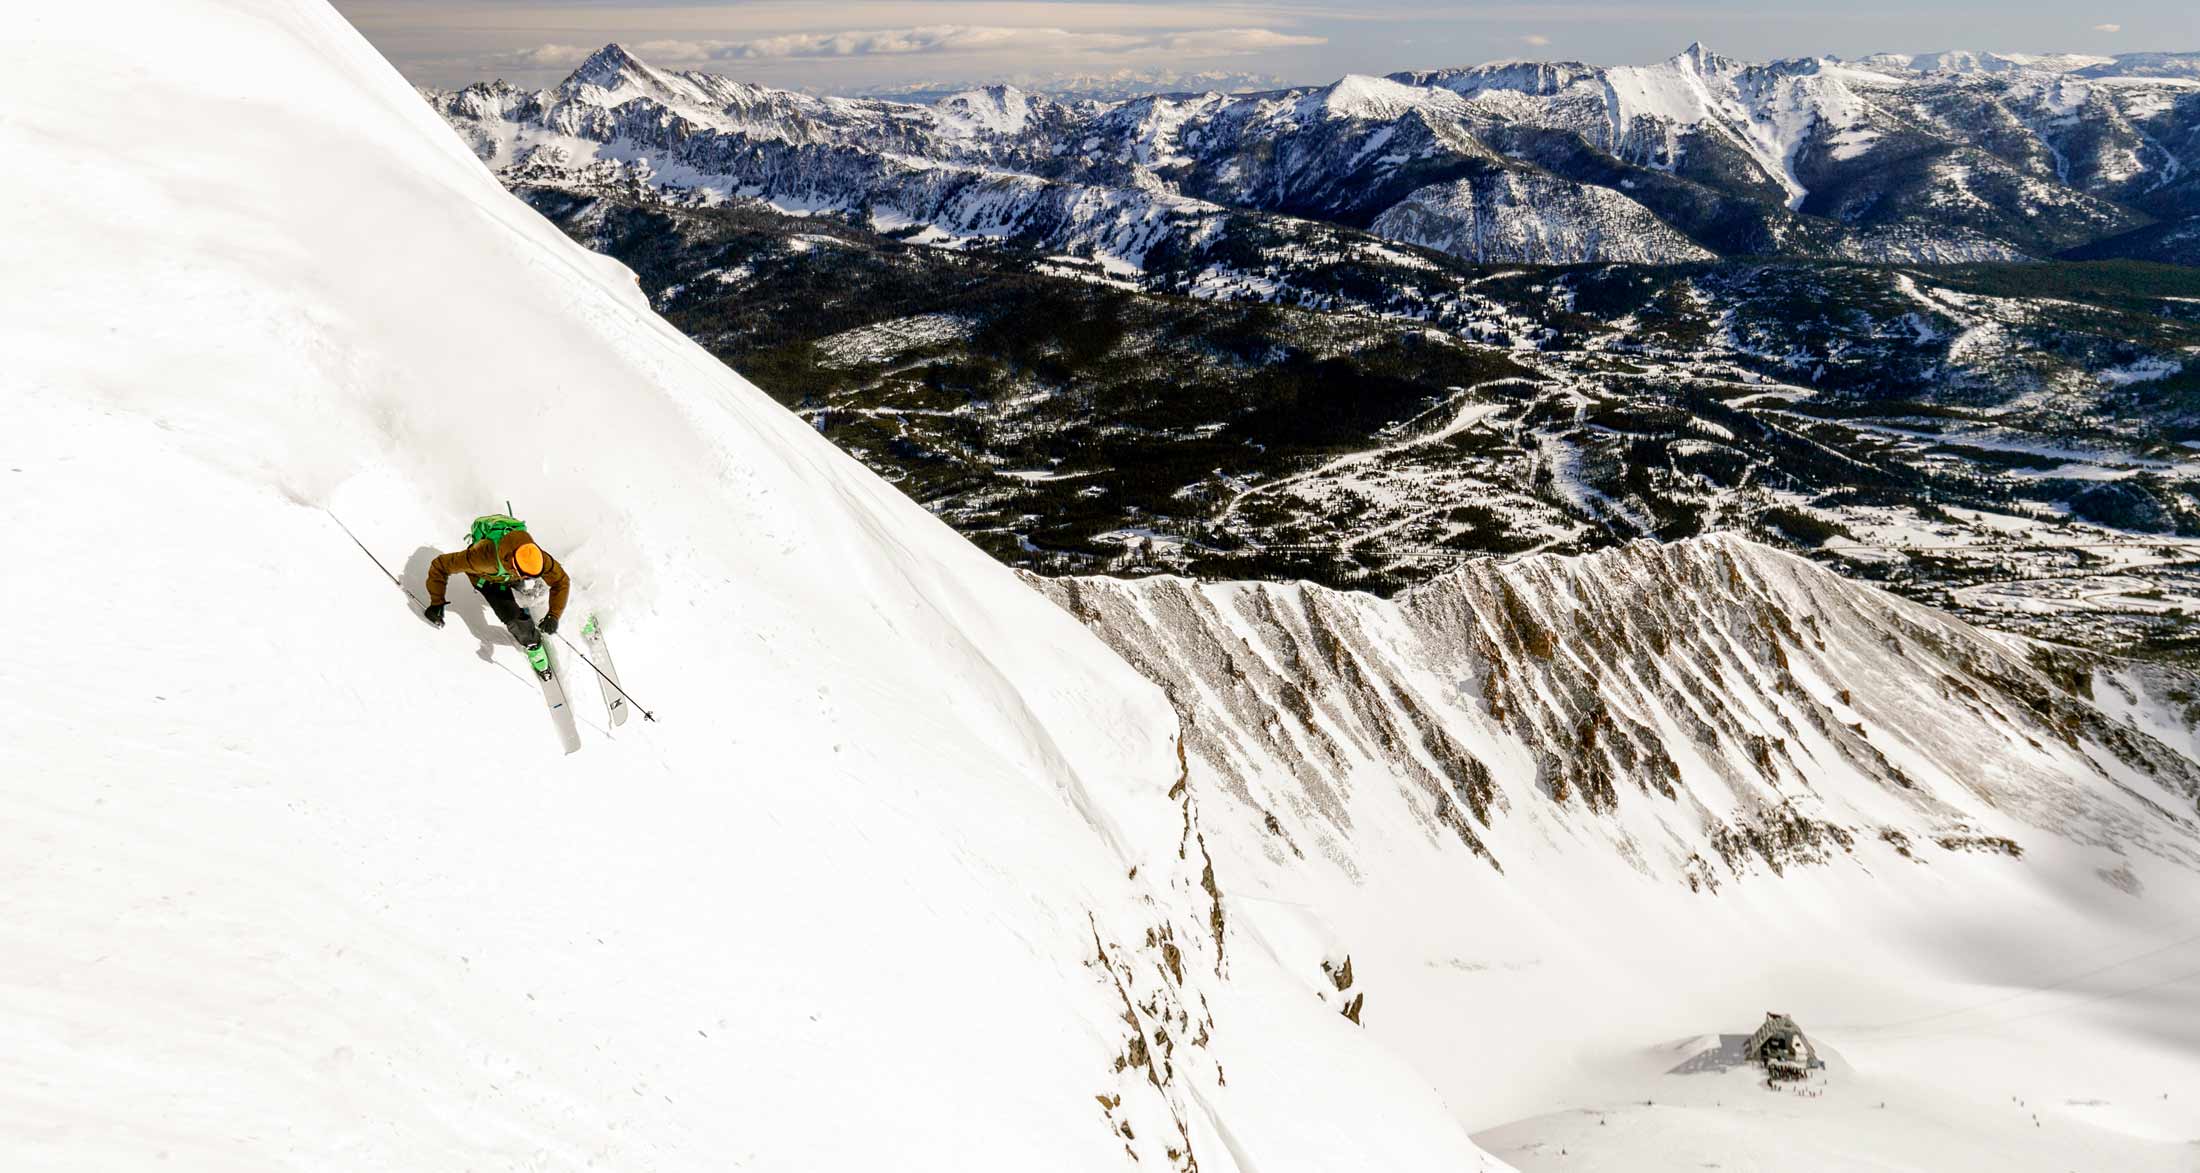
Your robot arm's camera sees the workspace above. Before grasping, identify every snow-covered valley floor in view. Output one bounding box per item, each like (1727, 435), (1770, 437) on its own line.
(5, 3), (2199, 1170)
(1481, 1034), (2194, 1172)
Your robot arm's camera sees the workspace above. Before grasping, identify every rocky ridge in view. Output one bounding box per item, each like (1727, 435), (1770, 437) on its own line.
(426, 42), (2200, 281)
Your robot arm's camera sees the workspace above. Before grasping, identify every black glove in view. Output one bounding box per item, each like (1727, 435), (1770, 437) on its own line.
(539, 614), (559, 636)
(422, 603), (446, 628)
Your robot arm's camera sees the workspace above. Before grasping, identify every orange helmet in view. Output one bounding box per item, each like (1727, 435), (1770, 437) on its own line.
(514, 543), (545, 577)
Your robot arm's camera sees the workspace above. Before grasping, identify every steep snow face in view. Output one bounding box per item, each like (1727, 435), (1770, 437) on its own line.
(0, 3), (1506, 1171)
(1603, 47), (1884, 206)
(1035, 537), (2200, 1164)
(1306, 74), (1464, 122)
(1403, 45), (1889, 207)
(1372, 172), (1716, 263)
(933, 84), (1037, 136)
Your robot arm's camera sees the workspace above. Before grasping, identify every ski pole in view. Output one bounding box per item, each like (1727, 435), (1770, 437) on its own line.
(554, 633), (658, 722)
(329, 510), (428, 607)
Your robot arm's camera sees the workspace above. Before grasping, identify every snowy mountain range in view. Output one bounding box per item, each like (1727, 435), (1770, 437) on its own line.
(519, 187), (2200, 661)
(428, 42), (2200, 274)
(9, 4), (2200, 1170)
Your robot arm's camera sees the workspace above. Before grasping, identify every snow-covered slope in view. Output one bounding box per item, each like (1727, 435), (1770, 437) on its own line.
(11, 6), (2200, 1169)
(0, 3), (1504, 1170)
(1372, 172), (1716, 263)
(1458, 43), (1883, 208)
(1035, 537), (2200, 1168)
(1402, 43), (2162, 248)
(1039, 537), (2200, 884)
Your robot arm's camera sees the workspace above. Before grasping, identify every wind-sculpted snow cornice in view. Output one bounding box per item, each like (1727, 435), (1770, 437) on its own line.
(1034, 535), (2200, 890)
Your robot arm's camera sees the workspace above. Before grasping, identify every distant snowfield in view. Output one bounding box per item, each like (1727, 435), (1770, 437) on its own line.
(4, 3), (2200, 1171)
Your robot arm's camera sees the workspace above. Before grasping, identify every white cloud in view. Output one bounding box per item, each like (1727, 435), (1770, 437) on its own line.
(496, 25), (1325, 69)
(485, 43), (594, 69)
(724, 25), (1326, 61)
(1521, 34), (1552, 47)
(712, 27), (1028, 59)
(1152, 29), (1331, 55)
(2092, 22), (2122, 32)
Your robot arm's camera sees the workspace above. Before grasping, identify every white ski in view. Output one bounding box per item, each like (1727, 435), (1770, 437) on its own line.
(536, 644), (583, 755)
(579, 613), (630, 728)
(520, 590), (582, 754)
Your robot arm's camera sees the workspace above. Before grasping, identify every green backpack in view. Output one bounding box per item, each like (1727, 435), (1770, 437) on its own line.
(467, 512), (530, 584)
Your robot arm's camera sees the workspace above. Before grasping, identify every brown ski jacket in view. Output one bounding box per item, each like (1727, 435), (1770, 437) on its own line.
(426, 529), (570, 620)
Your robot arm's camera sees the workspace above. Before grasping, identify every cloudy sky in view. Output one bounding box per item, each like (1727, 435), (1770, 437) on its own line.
(333, 0), (2198, 92)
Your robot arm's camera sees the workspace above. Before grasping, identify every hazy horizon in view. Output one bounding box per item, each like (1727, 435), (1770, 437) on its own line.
(333, 1), (2197, 93)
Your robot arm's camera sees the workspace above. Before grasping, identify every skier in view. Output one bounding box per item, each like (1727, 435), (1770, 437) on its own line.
(420, 514), (570, 674)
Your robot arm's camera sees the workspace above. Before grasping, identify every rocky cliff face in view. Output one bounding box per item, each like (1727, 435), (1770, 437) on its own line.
(1027, 535), (2200, 1145)
(1033, 535), (2200, 890)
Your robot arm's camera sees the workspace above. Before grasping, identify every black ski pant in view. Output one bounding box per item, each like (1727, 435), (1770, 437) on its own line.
(479, 583), (541, 647)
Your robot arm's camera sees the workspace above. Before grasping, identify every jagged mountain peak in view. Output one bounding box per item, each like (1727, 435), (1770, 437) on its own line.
(552, 41), (767, 115)
(1389, 59), (1604, 98)
(562, 42), (650, 90)
(429, 30), (2200, 269)
(1671, 41), (1731, 74)
(960, 82), (1025, 100)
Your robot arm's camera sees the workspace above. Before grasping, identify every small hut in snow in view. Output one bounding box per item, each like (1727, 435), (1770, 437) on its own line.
(1745, 1012), (1818, 1078)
